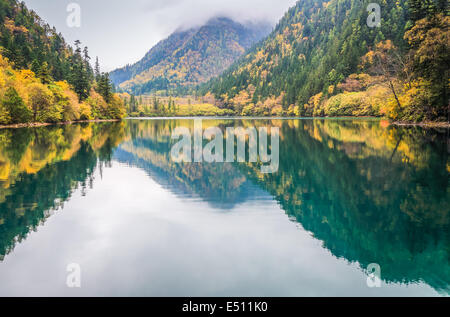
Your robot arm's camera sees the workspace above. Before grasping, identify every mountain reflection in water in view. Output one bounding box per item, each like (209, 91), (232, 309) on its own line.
(0, 118), (448, 296)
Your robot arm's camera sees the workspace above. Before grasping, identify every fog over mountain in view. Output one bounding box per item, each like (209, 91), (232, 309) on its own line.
(22, 0), (297, 71)
(110, 17), (272, 94)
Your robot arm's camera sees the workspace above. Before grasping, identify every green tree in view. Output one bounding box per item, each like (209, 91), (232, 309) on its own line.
(94, 56), (100, 81)
(2, 87), (32, 124)
(97, 72), (113, 103)
(153, 96), (159, 113)
(30, 59), (40, 75)
(69, 40), (91, 101)
(38, 61), (52, 84)
(409, 0), (448, 22)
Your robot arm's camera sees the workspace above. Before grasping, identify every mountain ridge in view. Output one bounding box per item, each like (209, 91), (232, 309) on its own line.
(110, 17), (272, 94)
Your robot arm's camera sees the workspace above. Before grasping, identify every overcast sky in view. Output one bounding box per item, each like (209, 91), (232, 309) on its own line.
(22, 0), (297, 71)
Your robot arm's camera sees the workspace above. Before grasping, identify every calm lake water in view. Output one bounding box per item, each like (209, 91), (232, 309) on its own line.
(0, 118), (448, 296)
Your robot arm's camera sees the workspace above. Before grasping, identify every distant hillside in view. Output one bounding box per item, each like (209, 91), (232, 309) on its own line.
(110, 17), (271, 94)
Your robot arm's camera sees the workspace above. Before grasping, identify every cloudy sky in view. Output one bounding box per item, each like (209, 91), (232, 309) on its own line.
(22, 0), (297, 71)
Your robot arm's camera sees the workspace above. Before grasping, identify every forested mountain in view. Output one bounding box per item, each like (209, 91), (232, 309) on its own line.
(0, 0), (74, 81)
(110, 17), (271, 95)
(200, 0), (449, 123)
(0, 0), (125, 125)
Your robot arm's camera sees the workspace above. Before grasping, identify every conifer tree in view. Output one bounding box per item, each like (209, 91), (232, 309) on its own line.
(130, 94), (137, 113)
(31, 59), (40, 75)
(94, 56), (101, 81)
(153, 96), (159, 112)
(38, 61), (52, 84)
(2, 87), (32, 124)
(97, 73), (112, 103)
(83, 46), (94, 82)
(70, 40), (91, 101)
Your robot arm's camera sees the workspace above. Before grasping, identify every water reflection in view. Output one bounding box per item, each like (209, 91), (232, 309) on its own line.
(0, 123), (125, 260)
(0, 118), (448, 295)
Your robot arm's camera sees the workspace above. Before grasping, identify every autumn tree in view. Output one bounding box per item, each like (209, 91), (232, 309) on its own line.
(362, 41), (405, 109)
(27, 83), (61, 122)
(0, 0), (126, 125)
(404, 14), (449, 119)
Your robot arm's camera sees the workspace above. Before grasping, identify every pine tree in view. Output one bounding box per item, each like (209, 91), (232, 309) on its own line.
(436, 0), (449, 13)
(153, 96), (159, 112)
(70, 40), (91, 101)
(94, 56), (100, 81)
(2, 87), (32, 124)
(31, 59), (40, 75)
(97, 73), (112, 103)
(409, 0), (442, 22)
(38, 61), (52, 84)
(130, 94), (137, 113)
(83, 46), (94, 82)
(168, 97), (173, 113)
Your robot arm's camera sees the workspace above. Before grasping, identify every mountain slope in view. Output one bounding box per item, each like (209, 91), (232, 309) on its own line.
(201, 0), (449, 122)
(0, 0), (125, 125)
(110, 17), (271, 94)
(201, 0), (410, 111)
(0, 0), (75, 81)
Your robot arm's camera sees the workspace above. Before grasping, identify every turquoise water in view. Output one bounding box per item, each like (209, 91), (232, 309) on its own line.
(0, 118), (448, 296)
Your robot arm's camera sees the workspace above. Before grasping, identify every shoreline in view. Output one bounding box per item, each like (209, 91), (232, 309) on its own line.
(127, 116), (450, 128)
(1, 117), (448, 129)
(0, 119), (121, 130)
(391, 121), (450, 128)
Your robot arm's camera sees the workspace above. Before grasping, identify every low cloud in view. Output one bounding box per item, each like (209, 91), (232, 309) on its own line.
(147, 0), (297, 28)
(142, 0), (184, 11)
(22, 0), (298, 71)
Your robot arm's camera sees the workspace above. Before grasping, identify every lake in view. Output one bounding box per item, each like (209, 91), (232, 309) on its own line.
(0, 118), (448, 296)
